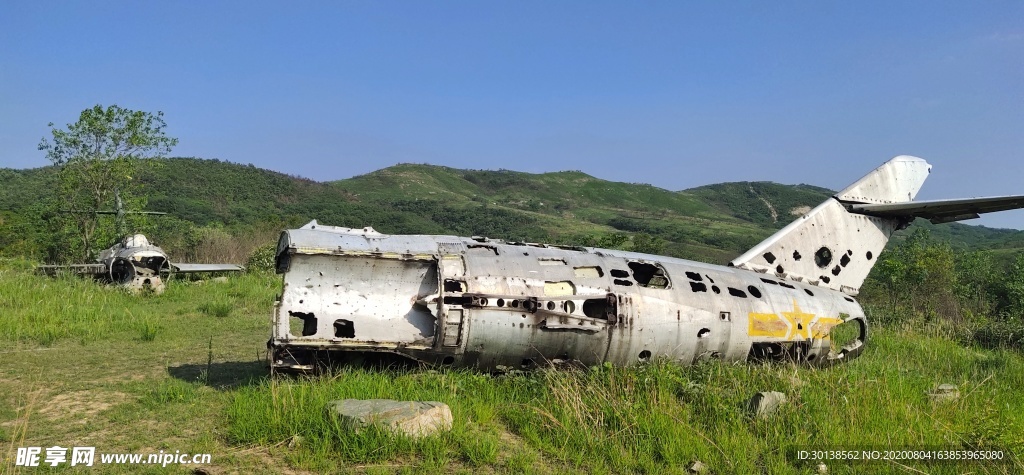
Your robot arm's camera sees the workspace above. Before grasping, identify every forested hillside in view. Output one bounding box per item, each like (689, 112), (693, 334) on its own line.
(3, 157), (1024, 266)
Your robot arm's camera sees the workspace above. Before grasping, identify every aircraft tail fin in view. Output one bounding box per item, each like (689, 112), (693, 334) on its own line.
(730, 156), (932, 295)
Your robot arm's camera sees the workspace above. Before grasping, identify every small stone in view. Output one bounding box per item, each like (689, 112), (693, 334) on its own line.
(326, 399), (453, 438)
(688, 460), (708, 474)
(747, 391), (787, 418)
(287, 435), (304, 448)
(212, 276), (229, 283)
(927, 383), (959, 403)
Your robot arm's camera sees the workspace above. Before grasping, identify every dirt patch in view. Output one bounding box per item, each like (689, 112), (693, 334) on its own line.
(790, 206), (812, 216)
(232, 446), (319, 475)
(38, 390), (131, 421)
(498, 426), (526, 447)
(99, 370), (158, 385)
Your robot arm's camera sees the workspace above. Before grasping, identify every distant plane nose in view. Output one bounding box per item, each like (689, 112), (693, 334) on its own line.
(125, 234), (151, 247)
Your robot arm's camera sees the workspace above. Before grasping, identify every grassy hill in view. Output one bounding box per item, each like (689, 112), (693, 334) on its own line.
(684, 181), (833, 228)
(2, 158), (1024, 265)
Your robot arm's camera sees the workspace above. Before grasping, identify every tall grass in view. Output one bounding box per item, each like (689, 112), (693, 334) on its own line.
(0, 262), (278, 344)
(228, 327), (1024, 473)
(4, 258), (1022, 473)
(0, 268), (140, 344)
(198, 299), (234, 318)
(137, 318), (160, 341)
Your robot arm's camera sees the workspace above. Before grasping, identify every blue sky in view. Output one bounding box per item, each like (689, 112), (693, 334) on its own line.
(2, 1), (1022, 227)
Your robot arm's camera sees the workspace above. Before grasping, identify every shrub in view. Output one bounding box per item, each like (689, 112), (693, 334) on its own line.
(246, 243), (277, 273)
(972, 317), (1024, 350)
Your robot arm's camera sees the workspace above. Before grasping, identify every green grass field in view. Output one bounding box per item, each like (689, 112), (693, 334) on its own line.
(1, 262), (1021, 474)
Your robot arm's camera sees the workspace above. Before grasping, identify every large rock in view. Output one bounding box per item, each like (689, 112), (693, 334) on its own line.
(927, 384), (960, 403)
(746, 391), (787, 419)
(688, 460), (708, 474)
(326, 399), (453, 437)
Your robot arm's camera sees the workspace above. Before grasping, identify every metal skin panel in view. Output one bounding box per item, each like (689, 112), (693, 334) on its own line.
(278, 219), (456, 258)
(835, 155), (931, 204)
(275, 254), (438, 346)
(463, 307), (613, 368)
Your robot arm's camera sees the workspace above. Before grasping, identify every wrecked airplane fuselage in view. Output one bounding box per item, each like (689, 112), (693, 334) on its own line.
(38, 233), (245, 293)
(268, 155), (1024, 372)
(269, 223), (866, 372)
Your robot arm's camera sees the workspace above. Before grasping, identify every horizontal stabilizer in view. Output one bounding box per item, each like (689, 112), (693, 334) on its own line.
(171, 263), (244, 273)
(846, 195), (1024, 224)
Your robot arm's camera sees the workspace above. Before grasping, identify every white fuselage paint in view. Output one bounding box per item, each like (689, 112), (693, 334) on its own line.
(271, 223), (865, 371)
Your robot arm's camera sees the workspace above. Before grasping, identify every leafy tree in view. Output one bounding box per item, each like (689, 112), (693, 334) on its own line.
(554, 232), (631, 250)
(954, 250), (997, 318)
(631, 233), (666, 255)
(872, 228), (957, 320)
(596, 233), (631, 250)
(0, 211), (36, 257)
(1001, 254), (1024, 318)
(871, 256), (903, 314)
(38, 105), (177, 260)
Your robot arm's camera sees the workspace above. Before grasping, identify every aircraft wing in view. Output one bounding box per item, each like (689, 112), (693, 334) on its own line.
(846, 195), (1024, 224)
(171, 263), (244, 273)
(36, 264), (107, 275)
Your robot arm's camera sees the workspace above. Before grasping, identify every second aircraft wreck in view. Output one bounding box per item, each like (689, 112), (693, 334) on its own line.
(37, 191), (244, 293)
(268, 156), (1024, 372)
